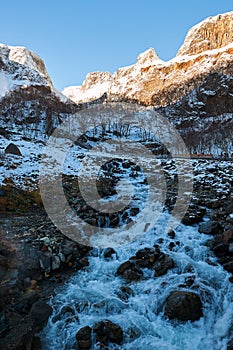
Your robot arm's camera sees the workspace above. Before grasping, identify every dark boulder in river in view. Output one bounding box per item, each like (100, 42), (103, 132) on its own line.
(164, 291), (203, 322)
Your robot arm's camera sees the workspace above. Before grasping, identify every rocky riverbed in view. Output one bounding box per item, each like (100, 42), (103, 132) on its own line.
(0, 210), (92, 350)
(0, 158), (233, 349)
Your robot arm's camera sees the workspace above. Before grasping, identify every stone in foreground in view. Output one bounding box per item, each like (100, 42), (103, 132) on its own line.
(164, 291), (203, 322)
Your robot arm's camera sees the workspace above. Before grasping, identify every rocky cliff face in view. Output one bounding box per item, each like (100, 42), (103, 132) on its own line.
(60, 11), (233, 154)
(64, 42), (233, 107)
(177, 12), (233, 56)
(160, 72), (233, 154)
(0, 42), (77, 116)
(0, 43), (79, 188)
(62, 12), (233, 108)
(8, 45), (52, 86)
(63, 71), (112, 104)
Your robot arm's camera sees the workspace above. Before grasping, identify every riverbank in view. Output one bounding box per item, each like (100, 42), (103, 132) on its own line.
(0, 209), (92, 349)
(0, 159), (232, 349)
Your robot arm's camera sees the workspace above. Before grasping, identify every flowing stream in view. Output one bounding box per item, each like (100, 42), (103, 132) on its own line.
(41, 212), (233, 350)
(40, 124), (233, 349)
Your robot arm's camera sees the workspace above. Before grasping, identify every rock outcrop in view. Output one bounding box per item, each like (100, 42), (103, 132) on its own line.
(9, 45), (52, 85)
(164, 291), (203, 321)
(63, 71), (112, 104)
(62, 12), (233, 108)
(178, 12), (233, 56)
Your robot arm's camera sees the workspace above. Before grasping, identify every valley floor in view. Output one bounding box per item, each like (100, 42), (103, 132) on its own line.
(0, 159), (233, 349)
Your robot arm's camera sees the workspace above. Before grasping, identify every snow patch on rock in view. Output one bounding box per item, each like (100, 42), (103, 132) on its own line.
(136, 48), (161, 65)
(9, 45), (52, 85)
(63, 72), (112, 104)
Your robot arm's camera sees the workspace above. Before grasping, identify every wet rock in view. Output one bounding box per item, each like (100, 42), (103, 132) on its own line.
(58, 252), (66, 262)
(117, 286), (134, 301)
(0, 313), (33, 350)
(198, 221), (223, 235)
(18, 257), (42, 281)
(117, 248), (174, 280)
(227, 216), (233, 224)
(223, 229), (233, 243)
(76, 326), (92, 349)
(31, 335), (41, 350)
(185, 276), (195, 287)
(40, 236), (50, 246)
(17, 290), (40, 313)
(39, 253), (51, 273)
(116, 261), (143, 282)
(0, 311), (7, 336)
(52, 305), (76, 323)
(167, 230), (175, 239)
(228, 339), (233, 350)
(213, 242), (229, 257)
(182, 206), (206, 225)
(184, 264), (194, 273)
(30, 300), (53, 332)
(168, 242), (176, 251)
(5, 143), (22, 156)
(122, 161), (131, 169)
(60, 305), (75, 317)
(134, 247), (160, 268)
(0, 254), (9, 281)
(93, 320), (123, 345)
(222, 261), (233, 273)
(207, 199), (222, 209)
(225, 203), (233, 216)
(153, 254), (174, 277)
(164, 291), (203, 322)
(51, 255), (61, 270)
(129, 207), (140, 216)
(62, 241), (81, 258)
(103, 247), (117, 259)
(75, 257), (89, 269)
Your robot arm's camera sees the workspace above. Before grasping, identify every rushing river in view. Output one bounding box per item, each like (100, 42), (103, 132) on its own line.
(41, 211), (233, 350)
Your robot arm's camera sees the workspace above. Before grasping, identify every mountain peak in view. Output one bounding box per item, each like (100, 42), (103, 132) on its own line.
(81, 71), (112, 91)
(63, 71), (112, 104)
(62, 11), (233, 106)
(177, 11), (233, 56)
(8, 45), (52, 85)
(136, 48), (161, 65)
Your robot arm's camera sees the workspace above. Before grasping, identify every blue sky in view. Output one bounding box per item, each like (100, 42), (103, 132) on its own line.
(1, 0), (233, 90)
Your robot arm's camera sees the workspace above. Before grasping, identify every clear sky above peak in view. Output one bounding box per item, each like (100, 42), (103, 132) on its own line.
(1, 0), (233, 90)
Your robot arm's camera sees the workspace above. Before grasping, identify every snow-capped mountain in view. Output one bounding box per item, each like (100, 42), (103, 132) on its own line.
(0, 43), (79, 189)
(60, 12), (233, 155)
(8, 45), (52, 86)
(1, 11), (233, 190)
(0, 43), (50, 99)
(62, 12), (233, 107)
